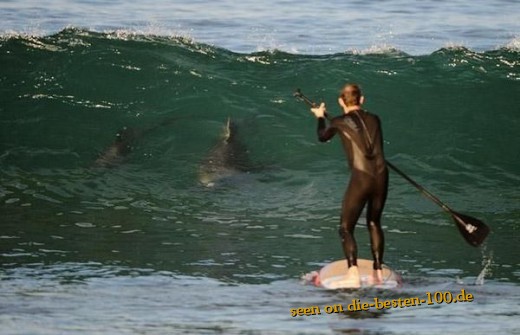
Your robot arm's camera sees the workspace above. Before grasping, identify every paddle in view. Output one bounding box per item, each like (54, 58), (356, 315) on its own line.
(293, 88), (490, 247)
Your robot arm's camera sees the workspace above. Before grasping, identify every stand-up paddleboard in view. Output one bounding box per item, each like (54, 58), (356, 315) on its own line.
(305, 259), (402, 289)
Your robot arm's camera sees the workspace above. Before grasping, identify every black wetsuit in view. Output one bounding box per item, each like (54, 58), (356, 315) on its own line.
(317, 110), (388, 270)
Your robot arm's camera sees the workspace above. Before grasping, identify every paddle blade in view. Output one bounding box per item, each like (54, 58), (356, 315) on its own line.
(452, 212), (490, 247)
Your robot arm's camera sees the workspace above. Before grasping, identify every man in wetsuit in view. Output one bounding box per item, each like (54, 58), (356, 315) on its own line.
(310, 84), (388, 287)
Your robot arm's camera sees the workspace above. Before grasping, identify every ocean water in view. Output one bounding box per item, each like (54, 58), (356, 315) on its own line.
(1, 1), (519, 334)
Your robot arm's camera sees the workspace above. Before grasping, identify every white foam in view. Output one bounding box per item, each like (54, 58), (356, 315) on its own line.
(502, 36), (520, 51)
(346, 43), (400, 55)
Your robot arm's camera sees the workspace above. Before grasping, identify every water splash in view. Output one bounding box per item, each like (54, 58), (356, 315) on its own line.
(475, 247), (493, 285)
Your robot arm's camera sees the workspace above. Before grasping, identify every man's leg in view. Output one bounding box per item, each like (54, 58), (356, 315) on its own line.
(366, 170), (388, 282)
(338, 178), (368, 287)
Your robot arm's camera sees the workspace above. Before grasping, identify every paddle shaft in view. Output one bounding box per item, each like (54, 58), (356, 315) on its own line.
(385, 161), (451, 213)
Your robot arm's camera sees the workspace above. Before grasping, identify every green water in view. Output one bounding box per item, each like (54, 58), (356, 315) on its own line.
(0, 29), (519, 334)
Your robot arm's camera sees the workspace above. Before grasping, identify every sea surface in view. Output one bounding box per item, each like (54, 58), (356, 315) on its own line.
(1, 1), (519, 334)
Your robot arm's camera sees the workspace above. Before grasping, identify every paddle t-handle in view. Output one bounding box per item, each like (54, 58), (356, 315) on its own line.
(293, 88), (332, 120)
(294, 88), (318, 107)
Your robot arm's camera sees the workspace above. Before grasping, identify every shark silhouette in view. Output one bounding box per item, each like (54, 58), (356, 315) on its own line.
(198, 118), (252, 187)
(94, 116), (180, 168)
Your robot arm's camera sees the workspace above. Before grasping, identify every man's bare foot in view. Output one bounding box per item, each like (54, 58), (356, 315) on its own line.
(320, 265), (361, 289)
(368, 269), (384, 285)
(341, 265), (361, 288)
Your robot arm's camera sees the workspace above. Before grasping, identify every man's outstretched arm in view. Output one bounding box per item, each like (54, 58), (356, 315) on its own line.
(317, 117), (336, 142)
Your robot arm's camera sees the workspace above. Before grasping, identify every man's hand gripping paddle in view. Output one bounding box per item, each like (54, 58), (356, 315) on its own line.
(293, 88), (490, 247)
